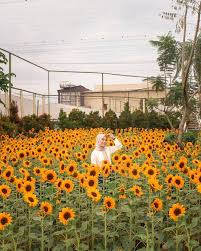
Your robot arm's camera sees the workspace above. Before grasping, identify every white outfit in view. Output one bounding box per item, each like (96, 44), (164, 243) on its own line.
(91, 138), (122, 166)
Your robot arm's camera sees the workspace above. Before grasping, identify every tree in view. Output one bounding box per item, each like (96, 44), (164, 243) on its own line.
(102, 109), (118, 130)
(85, 111), (102, 128)
(163, 0), (201, 141)
(68, 109), (86, 128)
(0, 51), (15, 106)
(149, 1), (201, 140)
(150, 33), (180, 83)
(119, 102), (132, 128)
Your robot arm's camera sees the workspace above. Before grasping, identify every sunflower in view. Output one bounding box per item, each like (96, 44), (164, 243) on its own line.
(79, 174), (86, 188)
(169, 203), (186, 221)
(87, 188), (101, 202)
(104, 196), (116, 210)
(0, 184), (11, 199)
(19, 168), (29, 177)
(2, 167), (14, 181)
(62, 180), (74, 193)
(176, 157), (187, 171)
(101, 165), (111, 178)
(24, 193), (38, 207)
(59, 161), (66, 174)
(58, 207), (75, 225)
(23, 181), (35, 194)
(17, 150), (26, 160)
(144, 166), (157, 178)
(33, 167), (43, 177)
(85, 176), (98, 189)
(15, 178), (24, 193)
(165, 174), (174, 187)
(151, 198), (163, 212)
(133, 150), (141, 158)
(23, 160), (31, 168)
(42, 170), (57, 183)
(112, 154), (120, 163)
(54, 178), (63, 191)
(188, 169), (197, 183)
(40, 201), (53, 216)
(173, 175), (184, 189)
(41, 157), (51, 166)
(0, 212), (12, 230)
(87, 166), (99, 178)
(130, 185), (143, 197)
(129, 166), (140, 179)
(66, 162), (77, 176)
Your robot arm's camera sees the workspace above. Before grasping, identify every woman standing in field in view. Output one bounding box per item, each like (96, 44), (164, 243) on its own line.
(91, 132), (122, 166)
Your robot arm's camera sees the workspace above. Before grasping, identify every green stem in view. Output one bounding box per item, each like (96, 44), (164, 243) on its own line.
(104, 211), (107, 251)
(91, 202), (94, 250)
(129, 207), (132, 250)
(185, 224), (192, 251)
(176, 222), (179, 251)
(151, 214), (155, 251)
(41, 216), (44, 251)
(65, 226), (68, 251)
(28, 208), (31, 251)
(75, 228), (80, 251)
(145, 222), (149, 251)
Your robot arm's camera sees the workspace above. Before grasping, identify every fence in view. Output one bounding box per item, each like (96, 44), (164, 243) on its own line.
(0, 47), (166, 119)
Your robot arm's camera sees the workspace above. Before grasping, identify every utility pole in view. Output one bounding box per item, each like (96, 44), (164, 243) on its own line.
(8, 53), (12, 116)
(102, 73), (104, 117)
(48, 71), (50, 115)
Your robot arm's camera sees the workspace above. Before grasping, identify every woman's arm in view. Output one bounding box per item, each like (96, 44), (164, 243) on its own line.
(108, 136), (122, 154)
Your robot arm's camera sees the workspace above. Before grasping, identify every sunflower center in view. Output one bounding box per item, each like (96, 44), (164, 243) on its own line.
(175, 179), (181, 185)
(148, 169), (154, 175)
(174, 208), (181, 216)
(26, 185), (32, 192)
(154, 202), (159, 208)
(69, 166), (74, 172)
(64, 212), (71, 220)
(90, 171), (96, 176)
(65, 183), (70, 189)
(168, 178), (172, 183)
(2, 188), (7, 194)
(132, 169), (138, 175)
(28, 197), (34, 202)
(1, 217), (8, 225)
(106, 201), (111, 207)
(89, 180), (94, 186)
(6, 171), (11, 177)
(91, 192), (97, 197)
(44, 206), (48, 212)
(47, 173), (54, 180)
(179, 162), (184, 168)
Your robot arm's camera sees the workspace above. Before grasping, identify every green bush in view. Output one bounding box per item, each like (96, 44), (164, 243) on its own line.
(164, 132), (178, 144)
(0, 114), (18, 136)
(182, 130), (199, 144)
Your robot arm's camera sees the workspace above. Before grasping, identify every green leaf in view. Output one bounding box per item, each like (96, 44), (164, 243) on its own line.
(189, 240), (200, 248)
(80, 221), (88, 231)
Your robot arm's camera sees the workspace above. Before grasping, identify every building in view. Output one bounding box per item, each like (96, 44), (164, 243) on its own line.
(57, 82), (165, 116)
(57, 83), (90, 106)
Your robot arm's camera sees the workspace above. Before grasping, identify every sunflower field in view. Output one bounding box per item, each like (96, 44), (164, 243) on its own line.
(0, 127), (201, 251)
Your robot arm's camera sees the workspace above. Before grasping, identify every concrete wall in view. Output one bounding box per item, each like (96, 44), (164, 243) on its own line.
(0, 92), (96, 119)
(83, 89), (165, 116)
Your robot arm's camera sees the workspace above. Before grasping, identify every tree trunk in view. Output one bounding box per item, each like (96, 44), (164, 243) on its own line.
(178, 106), (188, 143)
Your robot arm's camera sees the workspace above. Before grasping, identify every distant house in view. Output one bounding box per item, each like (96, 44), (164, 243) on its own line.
(57, 84), (90, 106)
(57, 83), (165, 116)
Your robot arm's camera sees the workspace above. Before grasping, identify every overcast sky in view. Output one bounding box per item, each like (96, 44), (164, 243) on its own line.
(0, 0), (196, 97)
